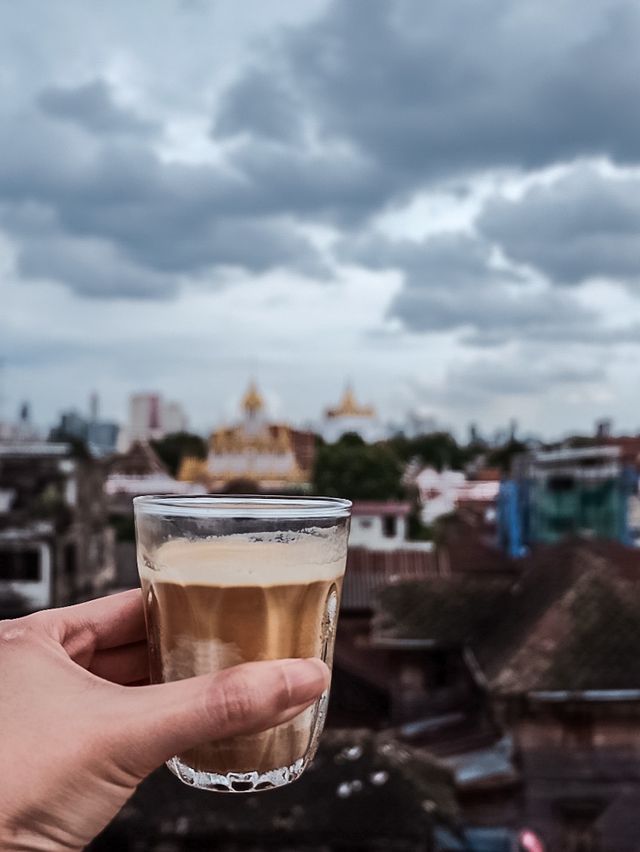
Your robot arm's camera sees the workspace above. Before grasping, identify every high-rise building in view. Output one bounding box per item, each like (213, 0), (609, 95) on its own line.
(163, 400), (188, 434)
(51, 394), (119, 457)
(119, 393), (188, 450)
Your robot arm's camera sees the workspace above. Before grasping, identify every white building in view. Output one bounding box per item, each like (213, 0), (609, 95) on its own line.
(349, 501), (432, 552)
(119, 393), (188, 450)
(350, 502), (411, 550)
(416, 468), (467, 525)
(416, 467), (500, 525)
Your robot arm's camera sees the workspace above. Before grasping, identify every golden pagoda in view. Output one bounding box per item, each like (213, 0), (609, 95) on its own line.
(326, 384), (375, 419)
(178, 381), (314, 491)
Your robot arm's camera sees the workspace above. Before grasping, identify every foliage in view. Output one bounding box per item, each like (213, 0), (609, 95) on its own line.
(407, 506), (434, 541)
(388, 431), (472, 471)
(485, 438), (528, 472)
(150, 431), (207, 477)
(312, 433), (405, 501)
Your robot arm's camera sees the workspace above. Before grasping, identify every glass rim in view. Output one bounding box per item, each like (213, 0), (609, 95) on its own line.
(133, 493), (352, 519)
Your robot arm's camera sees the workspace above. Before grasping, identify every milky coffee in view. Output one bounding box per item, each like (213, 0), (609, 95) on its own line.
(140, 535), (345, 776)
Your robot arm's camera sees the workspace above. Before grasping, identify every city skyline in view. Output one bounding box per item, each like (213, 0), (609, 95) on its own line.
(4, 0), (640, 436)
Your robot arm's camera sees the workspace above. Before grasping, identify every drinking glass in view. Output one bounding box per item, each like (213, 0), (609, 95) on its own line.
(134, 495), (351, 792)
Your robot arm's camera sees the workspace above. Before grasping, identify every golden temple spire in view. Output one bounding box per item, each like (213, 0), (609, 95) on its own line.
(326, 383), (375, 418)
(241, 380), (264, 417)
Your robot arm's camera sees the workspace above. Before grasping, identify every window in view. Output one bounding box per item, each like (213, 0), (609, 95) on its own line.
(383, 515), (397, 538)
(358, 518), (373, 529)
(0, 549), (40, 582)
(548, 476), (575, 492)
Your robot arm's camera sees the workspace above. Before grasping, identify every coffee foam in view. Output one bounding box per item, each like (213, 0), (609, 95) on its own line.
(140, 532), (347, 587)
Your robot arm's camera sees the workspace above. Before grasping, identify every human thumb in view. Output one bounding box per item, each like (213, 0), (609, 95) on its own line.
(108, 658), (330, 777)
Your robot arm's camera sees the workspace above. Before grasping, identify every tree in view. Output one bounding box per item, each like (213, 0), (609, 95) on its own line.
(312, 433), (404, 501)
(485, 438), (527, 473)
(150, 432), (207, 477)
(388, 431), (472, 471)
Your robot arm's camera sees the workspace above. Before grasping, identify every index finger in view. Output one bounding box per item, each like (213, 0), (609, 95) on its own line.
(55, 589), (146, 652)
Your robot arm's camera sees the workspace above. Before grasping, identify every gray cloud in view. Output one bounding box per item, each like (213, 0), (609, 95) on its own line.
(17, 230), (177, 300)
(479, 165), (640, 285)
(217, 0), (640, 182)
(214, 67), (304, 144)
(0, 106), (328, 296)
(448, 359), (606, 399)
(347, 232), (606, 346)
(38, 80), (158, 136)
(4, 0), (640, 322)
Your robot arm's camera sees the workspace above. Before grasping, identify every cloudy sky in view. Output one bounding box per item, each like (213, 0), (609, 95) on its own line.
(3, 0), (640, 438)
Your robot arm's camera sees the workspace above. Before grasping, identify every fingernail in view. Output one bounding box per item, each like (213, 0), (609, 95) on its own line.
(281, 658), (330, 703)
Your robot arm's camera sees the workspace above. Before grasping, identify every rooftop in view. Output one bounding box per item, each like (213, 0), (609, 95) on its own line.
(376, 539), (640, 697)
(92, 730), (460, 848)
(0, 441), (70, 457)
(351, 500), (412, 517)
(342, 546), (438, 611)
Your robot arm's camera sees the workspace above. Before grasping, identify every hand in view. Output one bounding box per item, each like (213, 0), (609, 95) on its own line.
(0, 590), (329, 851)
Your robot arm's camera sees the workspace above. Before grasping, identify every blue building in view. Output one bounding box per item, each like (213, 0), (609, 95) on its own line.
(498, 446), (638, 557)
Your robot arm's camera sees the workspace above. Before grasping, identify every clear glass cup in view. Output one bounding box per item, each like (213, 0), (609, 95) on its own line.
(134, 494), (351, 793)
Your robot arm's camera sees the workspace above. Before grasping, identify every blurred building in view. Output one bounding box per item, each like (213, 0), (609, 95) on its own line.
(0, 440), (114, 616)
(106, 441), (200, 510)
(178, 381), (315, 492)
(118, 393), (188, 450)
(51, 394), (119, 457)
(417, 468), (500, 526)
(105, 441), (202, 588)
(350, 501), (412, 549)
(374, 538), (640, 851)
(321, 384), (385, 443)
(340, 502), (436, 619)
(0, 402), (41, 442)
(498, 446), (638, 557)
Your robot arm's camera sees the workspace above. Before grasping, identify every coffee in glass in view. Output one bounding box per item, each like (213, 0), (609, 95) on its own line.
(134, 495), (351, 792)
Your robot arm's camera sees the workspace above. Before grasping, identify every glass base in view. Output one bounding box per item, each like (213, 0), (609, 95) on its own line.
(166, 755), (307, 792)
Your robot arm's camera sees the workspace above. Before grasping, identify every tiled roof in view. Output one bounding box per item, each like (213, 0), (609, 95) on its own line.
(490, 560), (640, 695)
(108, 441), (168, 476)
(376, 576), (512, 646)
(376, 538), (640, 697)
(342, 546), (438, 611)
(351, 501), (412, 516)
(438, 512), (518, 575)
